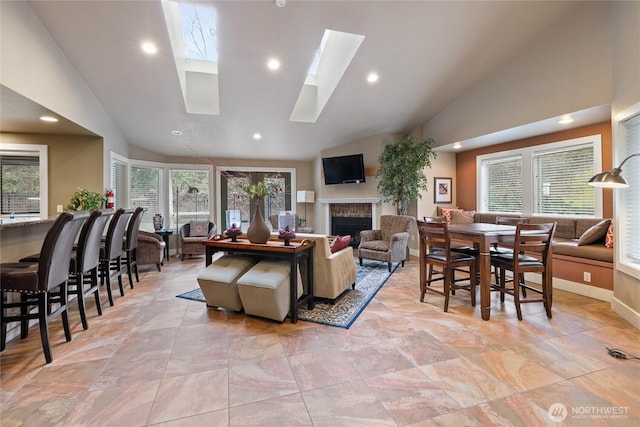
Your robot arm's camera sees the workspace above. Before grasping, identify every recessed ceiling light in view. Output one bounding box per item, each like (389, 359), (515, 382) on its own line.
(267, 58), (280, 70)
(453, 142), (462, 150)
(141, 41), (158, 55)
(171, 130), (182, 136)
(39, 115), (58, 122)
(253, 133), (262, 140)
(367, 72), (379, 83)
(558, 116), (574, 124)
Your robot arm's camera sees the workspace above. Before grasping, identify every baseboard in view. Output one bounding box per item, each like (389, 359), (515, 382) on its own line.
(611, 296), (640, 330)
(525, 273), (613, 302)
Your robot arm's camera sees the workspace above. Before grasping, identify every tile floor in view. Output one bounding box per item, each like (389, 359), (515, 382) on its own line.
(1, 256), (639, 426)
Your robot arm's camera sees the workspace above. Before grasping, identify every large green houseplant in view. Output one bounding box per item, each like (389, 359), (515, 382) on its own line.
(65, 187), (105, 211)
(376, 135), (437, 215)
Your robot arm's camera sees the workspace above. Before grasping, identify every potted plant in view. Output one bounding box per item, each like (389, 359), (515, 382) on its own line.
(65, 188), (105, 211)
(376, 135), (437, 215)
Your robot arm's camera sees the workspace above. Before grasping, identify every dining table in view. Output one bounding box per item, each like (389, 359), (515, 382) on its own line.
(429, 222), (552, 320)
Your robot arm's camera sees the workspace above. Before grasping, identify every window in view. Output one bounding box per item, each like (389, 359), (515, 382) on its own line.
(130, 165), (161, 231)
(110, 153), (128, 209)
(170, 168), (211, 231)
(0, 143), (47, 219)
(617, 107), (640, 276)
(477, 135), (602, 217)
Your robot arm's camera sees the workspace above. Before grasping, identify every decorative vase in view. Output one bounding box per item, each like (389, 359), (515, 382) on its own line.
(153, 213), (164, 231)
(246, 200), (270, 244)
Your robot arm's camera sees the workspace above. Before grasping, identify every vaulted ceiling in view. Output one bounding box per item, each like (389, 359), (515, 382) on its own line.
(4, 0), (588, 160)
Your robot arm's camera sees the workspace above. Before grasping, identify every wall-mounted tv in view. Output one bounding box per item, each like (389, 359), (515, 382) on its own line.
(322, 154), (366, 185)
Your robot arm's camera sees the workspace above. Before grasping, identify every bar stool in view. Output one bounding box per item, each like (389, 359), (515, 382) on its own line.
(122, 207), (144, 289)
(100, 208), (132, 306)
(1, 211), (88, 363)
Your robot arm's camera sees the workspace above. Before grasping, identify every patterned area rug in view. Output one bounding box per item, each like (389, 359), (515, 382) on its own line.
(176, 259), (398, 329)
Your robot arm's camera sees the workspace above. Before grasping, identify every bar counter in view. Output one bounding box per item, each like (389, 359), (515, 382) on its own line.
(0, 216), (57, 263)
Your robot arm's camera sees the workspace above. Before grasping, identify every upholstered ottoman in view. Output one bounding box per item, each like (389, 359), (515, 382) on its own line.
(196, 255), (257, 311)
(236, 260), (302, 322)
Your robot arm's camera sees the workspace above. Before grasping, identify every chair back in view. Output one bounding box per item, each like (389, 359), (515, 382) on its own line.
(125, 207), (145, 251)
(496, 216), (529, 225)
(513, 222), (556, 261)
(104, 208), (132, 260)
(380, 215), (414, 241)
(76, 209), (113, 273)
(417, 220), (450, 256)
(38, 211), (89, 291)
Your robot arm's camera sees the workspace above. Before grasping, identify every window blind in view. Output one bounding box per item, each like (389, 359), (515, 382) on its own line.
(111, 158), (127, 209)
(532, 144), (595, 216)
(620, 113), (640, 268)
(484, 155), (522, 213)
(130, 166), (160, 231)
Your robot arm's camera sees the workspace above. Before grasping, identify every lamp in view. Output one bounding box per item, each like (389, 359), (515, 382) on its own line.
(296, 190), (315, 226)
(588, 153), (639, 188)
(187, 186), (199, 220)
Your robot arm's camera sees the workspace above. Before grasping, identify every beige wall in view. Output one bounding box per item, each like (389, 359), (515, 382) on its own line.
(0, 133), (103, 216)
(0, 0), (129, 187)
(610, 1), (640, 328)
(423, 1), (612, 147)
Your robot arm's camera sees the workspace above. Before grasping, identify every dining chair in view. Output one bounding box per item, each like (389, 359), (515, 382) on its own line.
(122, 206), (144, 288)
(1, 211), (88, 363)
(490, 222), (556, 320)
(417, 220), (477, 312)
(491, 216), (530, 285)
(100, 208), (132, 306)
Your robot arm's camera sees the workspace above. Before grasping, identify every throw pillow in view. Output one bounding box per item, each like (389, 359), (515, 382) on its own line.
(605, 222), (614, 248)
(189, 221), (209, 237)
(577, 219), (611, 246)
(450, 210), (476, 224)
(330, 235), (351, 253)
(440, 208), (463, 224)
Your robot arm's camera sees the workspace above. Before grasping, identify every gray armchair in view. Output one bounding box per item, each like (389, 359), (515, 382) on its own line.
(358, 215), (415, 272)
(137, 231), (165, 271)
(179, 221), (216, 260)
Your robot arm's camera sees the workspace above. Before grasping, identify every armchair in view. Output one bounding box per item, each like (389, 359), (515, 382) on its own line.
(179, 221), (216, 260)
(358, 215), (415, 272)
(137, 231), (166, 271)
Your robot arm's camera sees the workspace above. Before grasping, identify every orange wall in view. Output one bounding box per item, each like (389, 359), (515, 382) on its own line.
(456, 121), (613, 218)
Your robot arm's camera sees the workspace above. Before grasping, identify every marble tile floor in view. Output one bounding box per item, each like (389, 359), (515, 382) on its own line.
(1, 256), (639, 426)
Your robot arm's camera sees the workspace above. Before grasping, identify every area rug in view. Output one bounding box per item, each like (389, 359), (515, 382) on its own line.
(176, 259), (398, 329)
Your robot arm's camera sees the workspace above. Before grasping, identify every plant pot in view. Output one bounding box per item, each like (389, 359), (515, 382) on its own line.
(246, 201), (270, 244)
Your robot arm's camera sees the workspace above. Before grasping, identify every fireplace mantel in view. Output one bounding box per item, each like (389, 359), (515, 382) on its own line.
(318, 198), (382, 234)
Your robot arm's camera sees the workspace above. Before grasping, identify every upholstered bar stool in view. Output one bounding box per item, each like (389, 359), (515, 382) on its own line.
(196, 255), (258, 311)
(122, 206), (144, 288)
(236, 260), (302, 322)
(100, 208), (132, 306)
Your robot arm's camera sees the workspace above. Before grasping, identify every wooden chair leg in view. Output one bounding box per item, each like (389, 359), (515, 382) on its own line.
(38, 294), (52, 364)
(513, 273), (523, 321)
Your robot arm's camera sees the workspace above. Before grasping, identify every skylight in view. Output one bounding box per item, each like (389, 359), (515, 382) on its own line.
(162, 0), (220, 115)
(180, 3), (218, 62)
(290, 29), (365, 123)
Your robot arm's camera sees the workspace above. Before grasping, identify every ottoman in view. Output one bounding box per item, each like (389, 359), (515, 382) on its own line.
(236, 260), (303, 322)
(196, 255), (257, 311)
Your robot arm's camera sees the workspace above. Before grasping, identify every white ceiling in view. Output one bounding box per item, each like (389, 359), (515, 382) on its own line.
(3, 0), (596, 160)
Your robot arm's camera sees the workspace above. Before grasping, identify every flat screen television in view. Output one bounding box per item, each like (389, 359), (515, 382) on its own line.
(322, 154), (366, 185)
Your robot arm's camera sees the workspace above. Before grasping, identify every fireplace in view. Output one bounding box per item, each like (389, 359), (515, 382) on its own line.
(331, 216), (372, 247)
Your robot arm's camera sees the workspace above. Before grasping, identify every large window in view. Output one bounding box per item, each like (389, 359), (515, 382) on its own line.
(110, 153), (128, 209)
(130, 164), (161, 231)
(170, 168), (211, 232)
(616, 106), (640, 277)
(477, 135), (602, 217)
(0, 143), (47, 219)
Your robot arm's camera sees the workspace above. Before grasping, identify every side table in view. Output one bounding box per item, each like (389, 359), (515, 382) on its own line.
(154, 229), (173, 262)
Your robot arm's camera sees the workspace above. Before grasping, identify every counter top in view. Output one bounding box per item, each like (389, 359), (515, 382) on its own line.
(0, 217), (56, 230)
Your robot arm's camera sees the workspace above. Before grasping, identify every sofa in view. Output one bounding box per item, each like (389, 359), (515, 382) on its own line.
(294, 233), (357, 301)
(137, 231), (166, 271)
(439, 208), (614, 295)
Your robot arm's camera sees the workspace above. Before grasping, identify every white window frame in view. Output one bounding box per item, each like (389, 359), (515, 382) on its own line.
(0, 143), (48, 219)
(613, 102), (640, 279)
(129, 159), (165, 231)
(477, 135), (603, 217)
(110, 152), (129, 209)
(167, 163), (213, 231)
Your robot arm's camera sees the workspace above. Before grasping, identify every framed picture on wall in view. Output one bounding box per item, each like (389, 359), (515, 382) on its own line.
(434, 177), (452, 204)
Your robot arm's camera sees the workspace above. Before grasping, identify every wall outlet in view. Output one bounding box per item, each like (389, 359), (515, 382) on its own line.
(56, 204), (63, 213)
(583, 272), (591, 282)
